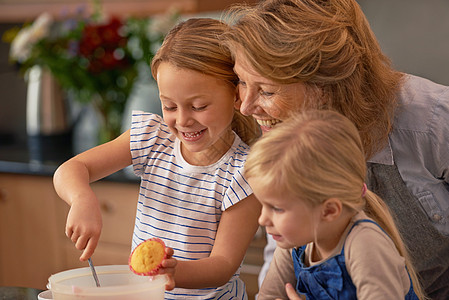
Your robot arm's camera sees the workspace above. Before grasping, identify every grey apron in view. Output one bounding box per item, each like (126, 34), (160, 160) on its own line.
(367, 163), (449, 300)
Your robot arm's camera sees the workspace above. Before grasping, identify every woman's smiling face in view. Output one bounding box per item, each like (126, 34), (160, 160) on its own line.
(233, 49), (307, 134)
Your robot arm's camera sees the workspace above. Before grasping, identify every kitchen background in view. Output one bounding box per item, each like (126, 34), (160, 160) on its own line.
(1, 0), (449, 150)
(0, 0), (448, 298)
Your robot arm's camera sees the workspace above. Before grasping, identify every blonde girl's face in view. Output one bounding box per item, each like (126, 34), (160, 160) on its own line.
(157, 62), (237, 165)
(233, 49), (307, 135)
(249, 178), (321, 249)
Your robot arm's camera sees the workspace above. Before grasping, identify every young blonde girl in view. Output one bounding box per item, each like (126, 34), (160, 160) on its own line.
(53, 18), (261, 299)
(244, 110), (426, 300)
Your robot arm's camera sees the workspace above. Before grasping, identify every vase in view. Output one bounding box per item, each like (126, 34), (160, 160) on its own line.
(71, 93), (127, 153)
(26, 65), (73, 163)
(91, 93), (126, 145)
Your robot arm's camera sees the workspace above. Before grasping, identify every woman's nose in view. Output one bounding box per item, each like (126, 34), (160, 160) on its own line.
(239, 89), (260, 116)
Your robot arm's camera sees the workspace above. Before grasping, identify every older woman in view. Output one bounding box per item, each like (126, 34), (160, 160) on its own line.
(222, 0), (449, 299)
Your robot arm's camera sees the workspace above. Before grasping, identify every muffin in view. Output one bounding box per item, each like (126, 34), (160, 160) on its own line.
(129, 238), (166, 276)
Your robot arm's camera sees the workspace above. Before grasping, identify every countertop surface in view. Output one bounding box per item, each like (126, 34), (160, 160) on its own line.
(0, 137), (138, 183)
(0, 141), (57, 176)
(0, 286), (44, 300)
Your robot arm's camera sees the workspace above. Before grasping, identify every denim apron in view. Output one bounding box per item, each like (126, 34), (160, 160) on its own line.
(292, 219), (418, 300)
(367, 163), (449, 299)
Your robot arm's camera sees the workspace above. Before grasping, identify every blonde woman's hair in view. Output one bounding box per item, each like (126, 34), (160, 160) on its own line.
(151, 18), (260, 145)
(222, 0), (404, 158)
(244, 110), (426, 299)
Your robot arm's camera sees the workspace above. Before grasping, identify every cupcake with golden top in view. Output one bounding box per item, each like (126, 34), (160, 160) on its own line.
(129, 238), (166, 276)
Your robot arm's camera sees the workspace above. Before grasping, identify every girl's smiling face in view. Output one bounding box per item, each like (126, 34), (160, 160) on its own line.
(157, 62), (237, 165)
(249, 178), (320, 249)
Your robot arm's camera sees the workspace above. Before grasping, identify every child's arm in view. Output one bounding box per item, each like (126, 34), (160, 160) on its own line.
(53, 130), (132, 261)
(171, 194), (261, 288)
(258, 247), (297, 300)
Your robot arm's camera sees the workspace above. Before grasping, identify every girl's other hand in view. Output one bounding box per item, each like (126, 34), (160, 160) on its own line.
(276, 283), (304, 300)
(158, 247), (177, 290)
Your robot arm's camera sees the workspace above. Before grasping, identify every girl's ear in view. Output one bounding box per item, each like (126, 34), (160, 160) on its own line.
(321, 198), (342, 221)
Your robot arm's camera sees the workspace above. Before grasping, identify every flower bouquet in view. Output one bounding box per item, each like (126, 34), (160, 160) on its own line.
(3, 3), (179, 144)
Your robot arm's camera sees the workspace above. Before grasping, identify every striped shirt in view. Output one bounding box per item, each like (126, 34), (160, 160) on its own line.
(130, 111), (252, 299)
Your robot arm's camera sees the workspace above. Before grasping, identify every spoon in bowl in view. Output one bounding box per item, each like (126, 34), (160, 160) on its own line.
(88, 258), (101, 287)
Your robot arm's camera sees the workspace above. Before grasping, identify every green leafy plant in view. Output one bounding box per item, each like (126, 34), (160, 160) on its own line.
(3, 3), (179, 142)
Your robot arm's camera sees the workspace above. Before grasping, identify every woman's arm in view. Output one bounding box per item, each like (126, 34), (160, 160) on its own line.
(172, 194), (261, 288)
(53, 130), (133, 261)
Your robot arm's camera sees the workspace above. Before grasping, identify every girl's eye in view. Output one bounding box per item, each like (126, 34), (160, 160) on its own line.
(163, 106), (176, 111)
(238, 80), (247, 87)
(192, 105), (207, 111)
(271, 206), (284, 213)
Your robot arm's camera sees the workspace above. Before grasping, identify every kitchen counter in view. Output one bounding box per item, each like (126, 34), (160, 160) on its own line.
(0, 138), (138, 182)
(0, 286), (44, 300)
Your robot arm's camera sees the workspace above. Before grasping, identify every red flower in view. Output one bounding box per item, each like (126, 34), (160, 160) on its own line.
(78, 17), (130, 73)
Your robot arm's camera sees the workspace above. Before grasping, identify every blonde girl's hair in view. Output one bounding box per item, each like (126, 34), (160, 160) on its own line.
(221, 0), (404, 158)
(244, 110), (427, 300)
(151, 18), (261, 146)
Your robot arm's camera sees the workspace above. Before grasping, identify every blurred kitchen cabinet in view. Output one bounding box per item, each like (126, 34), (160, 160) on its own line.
(54, 179), (139, 270)
(241, 227), (266, 300)
(0, 173), (61, 289)
(0, 172), (139, 290)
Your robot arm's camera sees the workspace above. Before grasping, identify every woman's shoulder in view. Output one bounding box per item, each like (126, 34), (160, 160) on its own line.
(394, 74), (449, 132)
(397, 75), (449, 115)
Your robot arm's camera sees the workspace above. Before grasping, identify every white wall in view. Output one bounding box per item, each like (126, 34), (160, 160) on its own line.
(358, 0), (449, 85)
